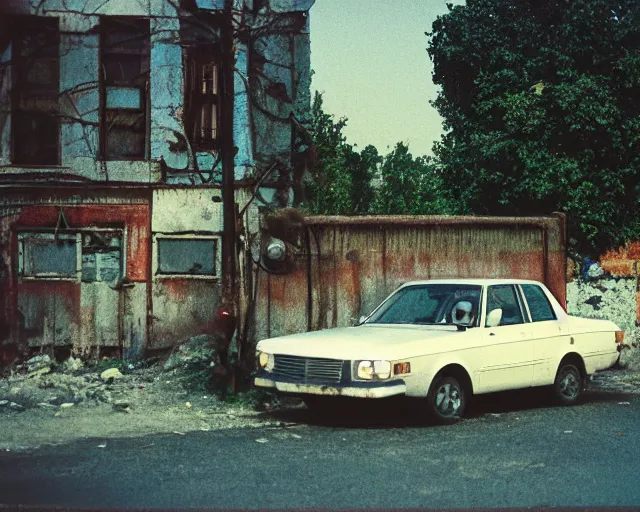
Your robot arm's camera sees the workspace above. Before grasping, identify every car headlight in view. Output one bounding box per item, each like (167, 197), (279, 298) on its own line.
(354, 360), (391, 380)
(257, 352), (275, 372)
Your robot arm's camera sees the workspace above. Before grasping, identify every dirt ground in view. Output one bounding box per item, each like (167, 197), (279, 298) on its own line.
(0, 356), (298, 452)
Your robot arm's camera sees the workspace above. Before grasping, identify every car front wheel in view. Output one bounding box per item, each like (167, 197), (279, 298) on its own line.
(553, 364), (583, 405)
(427, 375), (466, 424)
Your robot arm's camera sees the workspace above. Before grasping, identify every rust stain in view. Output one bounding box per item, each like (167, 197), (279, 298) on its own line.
(17, 204), (150, 281)
(261, 215), (568, 339)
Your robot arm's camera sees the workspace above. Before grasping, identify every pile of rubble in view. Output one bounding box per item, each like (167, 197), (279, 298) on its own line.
(0, 353), (146, 415)
(0, 334), (263, 416)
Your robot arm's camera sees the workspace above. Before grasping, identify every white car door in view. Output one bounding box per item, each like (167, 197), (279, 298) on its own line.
(477, 285), (534, 393)
(519, 284), (568, 386)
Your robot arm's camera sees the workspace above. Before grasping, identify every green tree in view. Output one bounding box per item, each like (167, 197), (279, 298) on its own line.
(373, 142), (454, 215)
(305, 92), (380, 215)
(428, 0), (640, 254)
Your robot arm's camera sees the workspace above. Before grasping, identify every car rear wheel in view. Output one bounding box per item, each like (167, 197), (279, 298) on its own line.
(553, 364), (583, 405)
(427, 375), (466, 424)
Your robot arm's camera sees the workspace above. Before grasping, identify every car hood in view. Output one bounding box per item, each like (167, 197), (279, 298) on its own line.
(256, 324), (465, 361)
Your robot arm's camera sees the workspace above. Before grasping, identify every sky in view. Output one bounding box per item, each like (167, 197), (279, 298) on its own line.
(309, 0), (459, 158)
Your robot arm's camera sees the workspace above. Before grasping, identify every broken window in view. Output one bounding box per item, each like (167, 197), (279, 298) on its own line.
(156, 237), (218, 276)
(100, 17), (150, 160)
(81, 231), (123, 284)
(11, 17), (60, 165)
(19, 233), (78, 278)
(184, 44), (221, 150)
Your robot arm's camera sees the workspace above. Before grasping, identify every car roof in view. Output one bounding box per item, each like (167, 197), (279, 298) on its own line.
(399, 278), (545, 287)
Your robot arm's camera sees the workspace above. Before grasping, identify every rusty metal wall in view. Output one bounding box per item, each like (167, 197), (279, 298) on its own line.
(0, 192), (150, 357)
(254, 214), (567, 342)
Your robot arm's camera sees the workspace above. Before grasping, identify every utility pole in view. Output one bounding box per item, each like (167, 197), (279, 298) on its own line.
(220, 0), (236, 308)
(218, 0), (238, 392)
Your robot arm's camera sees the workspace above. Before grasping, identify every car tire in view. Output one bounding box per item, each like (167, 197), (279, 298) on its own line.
(553, 363), (583, 405)
(427, 375), (466, 424)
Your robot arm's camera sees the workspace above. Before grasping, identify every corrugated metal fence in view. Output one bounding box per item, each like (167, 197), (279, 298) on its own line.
(254, 214), (567, 342)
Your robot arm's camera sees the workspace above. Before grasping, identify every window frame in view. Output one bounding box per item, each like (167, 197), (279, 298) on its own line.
(484, 284), (527, 327)
(152, 234), (221, 280)
(17, 231), (81, 281)
(518, 284), (558, 323)
(184, 43), (222, 152)
(99, 16), (150, 161)
(11, 16), (61, 166)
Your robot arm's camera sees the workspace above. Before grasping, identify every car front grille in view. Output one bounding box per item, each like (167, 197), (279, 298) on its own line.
(272, 355), (344, 383)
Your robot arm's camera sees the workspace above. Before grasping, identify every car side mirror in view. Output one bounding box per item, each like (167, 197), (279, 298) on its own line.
(486, 308), (503, 328)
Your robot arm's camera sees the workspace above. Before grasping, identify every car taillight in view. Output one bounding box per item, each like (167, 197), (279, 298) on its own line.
(615, 331), (625, 344)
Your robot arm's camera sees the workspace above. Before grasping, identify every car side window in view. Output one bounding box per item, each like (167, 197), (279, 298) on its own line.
(486, 285), (524, 326)
(521, 284), (557, 322)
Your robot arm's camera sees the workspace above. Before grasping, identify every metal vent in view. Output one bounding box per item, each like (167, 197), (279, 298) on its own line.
(273, 355), (343, 383)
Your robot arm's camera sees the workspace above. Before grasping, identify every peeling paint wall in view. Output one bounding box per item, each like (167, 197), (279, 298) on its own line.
(0, 192), (150, 355)
(567, 278), (640, 368)
(0, 0), (313, 188)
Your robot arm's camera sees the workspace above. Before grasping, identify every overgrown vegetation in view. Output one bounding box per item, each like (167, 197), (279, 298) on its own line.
(305, 0), (640, 256)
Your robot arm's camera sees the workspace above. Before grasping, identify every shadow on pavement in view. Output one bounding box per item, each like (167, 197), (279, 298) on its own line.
(258, 387), (636, 429)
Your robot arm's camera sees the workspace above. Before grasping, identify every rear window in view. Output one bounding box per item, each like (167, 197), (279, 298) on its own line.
(521, 284), (556, 322)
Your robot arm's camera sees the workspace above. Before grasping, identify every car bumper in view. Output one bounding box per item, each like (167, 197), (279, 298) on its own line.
(254, 376), (407, 399)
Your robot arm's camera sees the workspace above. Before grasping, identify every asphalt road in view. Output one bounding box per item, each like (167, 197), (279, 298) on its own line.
(1, 387), (639, 510)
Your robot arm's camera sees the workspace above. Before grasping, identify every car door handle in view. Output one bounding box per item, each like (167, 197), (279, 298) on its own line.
(489, 332), (495, 336)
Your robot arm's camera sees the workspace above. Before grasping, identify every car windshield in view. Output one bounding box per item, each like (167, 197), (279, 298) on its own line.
(365, 284), (482, 326)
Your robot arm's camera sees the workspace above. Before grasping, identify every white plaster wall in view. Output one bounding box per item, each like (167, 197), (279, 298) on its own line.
(152, 189), (224, 233)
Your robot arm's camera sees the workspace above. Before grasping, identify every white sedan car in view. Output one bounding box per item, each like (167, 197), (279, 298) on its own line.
(255, 279), (625, 423)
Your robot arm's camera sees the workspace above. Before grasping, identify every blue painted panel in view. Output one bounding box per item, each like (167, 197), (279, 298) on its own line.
(195, 0), (224, 10)
(106, 87), (142, 109)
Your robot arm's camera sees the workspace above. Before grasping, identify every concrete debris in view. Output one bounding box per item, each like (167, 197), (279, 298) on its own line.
(100, 368), (123, 381)
(25, 355), (53, 373)
(255, 438), (268, 443)
(9, 402), (24, 411)
(62, 357), (84, 372)
(60, 403), (75, 408)
(28, 367), (51, 378)
(0, 400), (8, 407)
(112, 400), (130, 409)
(163, 334), (217, 372)
(98, 444), (107, 448)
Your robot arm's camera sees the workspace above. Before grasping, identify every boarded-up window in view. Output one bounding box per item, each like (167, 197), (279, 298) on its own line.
(81, 231), (122, 284)
(157, 238), (218, 276)
(19, 233), (77, 278)
(184, 44), (220, 150)
(12, 17), (60, 165)
(100, 17), (149, 160)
